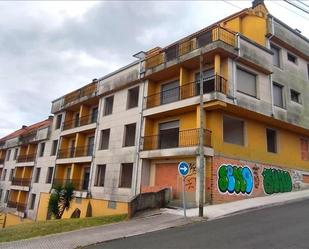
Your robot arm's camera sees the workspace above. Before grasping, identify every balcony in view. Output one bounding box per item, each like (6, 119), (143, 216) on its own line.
(57, 144), (94, 159)
(7, 201), (27, 212)
(11, 177), (31, 187)
(145, 74), (227, 109)
(64, 83), (97, 107)
(142, 128), (211, 151)
(63, 114), (97, 131)
(53, 178), (89, 191)
(145, 26), (236, 70)
(17, 153), (36, 163)
(0, 158), (4, 165)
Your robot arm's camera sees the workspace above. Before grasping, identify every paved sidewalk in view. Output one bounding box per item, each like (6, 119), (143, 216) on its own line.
(164, 189), (309, 220)
(0, 213), (191, 249)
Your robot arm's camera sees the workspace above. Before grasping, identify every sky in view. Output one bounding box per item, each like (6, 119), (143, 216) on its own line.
(0, 0), (308, 138)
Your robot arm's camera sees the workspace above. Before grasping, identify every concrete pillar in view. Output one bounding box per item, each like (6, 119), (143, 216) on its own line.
(195, 155), (206, 207)
(214, 54), (221, 75)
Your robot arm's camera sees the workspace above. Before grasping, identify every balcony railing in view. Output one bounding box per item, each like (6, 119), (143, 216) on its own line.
(142, 128), (211, 151)
(57, 144), (94, 159)
(63, 114), (97, 131)
(11, 177), (31, 187)
(64, 83), (97, 106)
(145, 26), (236, 69)
(7, 201), (27, 212)
(17, 153), (36, 163)
(0, 158), (4, 164)
(19, 132), (37, 145)
(145, 74), (227, 109)
(53, 178), (89, 191)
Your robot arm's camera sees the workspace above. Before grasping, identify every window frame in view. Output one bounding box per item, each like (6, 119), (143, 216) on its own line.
(223, 115), (245, 146)
(270, 44), (281, 68)
(266, 128), (278, 153)
(127, 86), (140, 109)
(39, 142), (45, 157)
(273, 82), (285, 108)
(34, 168), (41, 183)
(287, 52), (297, 64)
(51, 140), (58, 156)
(99, 129), (110, 150)
(103, 95), (114, 116)
(45, 167), (54, 184)
(236, 67), (257, 98)
(29, 194), (36, 210)
(55, 114), (62, 130)
(94, 164), (106, 187)
(123, 123), (137, 147)
(119, 163), (133, 188)
(290, 89), (301, 104)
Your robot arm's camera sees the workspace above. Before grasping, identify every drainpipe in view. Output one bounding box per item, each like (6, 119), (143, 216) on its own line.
(267, 16), (275, 116)
(134, 59), (145, 196)
(232, 33), (241, 105)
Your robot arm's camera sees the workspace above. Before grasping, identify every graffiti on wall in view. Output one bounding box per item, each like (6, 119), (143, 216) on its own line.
(185, 163), (196, 191)
(262, 168), (292, 195)
(218, 164), (254, 195)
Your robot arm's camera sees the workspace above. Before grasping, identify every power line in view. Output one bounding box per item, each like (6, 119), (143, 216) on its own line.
(221, 0), (243, 10)
(296, 0), (309, 9)
(283, 0), (309, 14)
(271, 1), (309, 21)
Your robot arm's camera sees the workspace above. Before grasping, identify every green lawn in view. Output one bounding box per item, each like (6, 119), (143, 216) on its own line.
(0, 214), (127, 243)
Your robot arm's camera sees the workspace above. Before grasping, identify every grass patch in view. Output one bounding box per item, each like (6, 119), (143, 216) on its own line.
(0, 214), (127, 243)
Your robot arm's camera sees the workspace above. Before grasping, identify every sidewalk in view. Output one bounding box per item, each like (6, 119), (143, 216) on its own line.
(1, 189), (309, 249)
(164, 189), (309, 220)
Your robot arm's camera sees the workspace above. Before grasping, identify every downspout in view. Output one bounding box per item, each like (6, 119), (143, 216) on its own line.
(232, 33), (241, 105)
(134, 60), (145, 196)
(88, 86), (103, 198)
(267, 16), (275, 116)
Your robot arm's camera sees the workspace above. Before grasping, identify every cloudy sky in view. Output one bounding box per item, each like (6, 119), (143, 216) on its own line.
(0, 0), (308, 137)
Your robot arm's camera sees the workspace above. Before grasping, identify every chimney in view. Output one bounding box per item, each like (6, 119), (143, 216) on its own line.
(48, 115), (53, 120)
(92, 78), (98, 83)
(22, 125), (27, 129)
(252, 0), (264, 8)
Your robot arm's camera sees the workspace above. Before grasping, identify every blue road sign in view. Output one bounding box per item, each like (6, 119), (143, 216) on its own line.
(178, 161), (190, 177)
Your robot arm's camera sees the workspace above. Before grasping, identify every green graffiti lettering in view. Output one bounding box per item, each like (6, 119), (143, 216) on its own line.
(262, 168), (292, 195)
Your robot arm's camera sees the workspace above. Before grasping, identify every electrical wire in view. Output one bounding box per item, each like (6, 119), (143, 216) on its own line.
(296, 0), (309, 9)
(271, 1), (309, 21)
(284, 0), (309, 14)
(222, 0), (243, 10)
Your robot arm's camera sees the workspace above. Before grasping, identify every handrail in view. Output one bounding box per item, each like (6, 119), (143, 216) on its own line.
(57, 144), (94, 159)
(52, 178), (89, 191)
(11, 177), (31, 186)
(62, 113), (97, 131)
(16, 153), (36, 163)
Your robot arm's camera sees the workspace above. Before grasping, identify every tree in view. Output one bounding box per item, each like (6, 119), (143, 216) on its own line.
(48, 183), (75, 219)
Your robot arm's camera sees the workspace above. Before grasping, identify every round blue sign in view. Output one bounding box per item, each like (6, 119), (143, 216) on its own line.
(178, 161), (190, 176)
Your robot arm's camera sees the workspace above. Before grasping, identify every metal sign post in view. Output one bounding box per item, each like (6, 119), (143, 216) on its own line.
(178, 161), (190, 218)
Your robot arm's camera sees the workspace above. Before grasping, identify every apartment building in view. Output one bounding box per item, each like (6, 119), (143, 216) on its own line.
(0, 0), (308, 225)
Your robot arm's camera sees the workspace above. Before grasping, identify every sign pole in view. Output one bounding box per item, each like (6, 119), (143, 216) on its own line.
(182, 176), (186, 218)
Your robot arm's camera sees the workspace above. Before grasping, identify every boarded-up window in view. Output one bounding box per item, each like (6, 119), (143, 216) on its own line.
(301, 138), (309, 161)
(273, 83), (284, 108)
(223, 116), (244, 146)
(266, 128), (277, 153)
(95, 165), (106, 187)
(271, 45), (280, 67)
(119, 163), (133, 188)
(104, 96), (114, 116)
(127, 87), (139, 109)
(99, 129), (110, 150)
(124, 123), (136, 147)
(237, 68), (257, 97)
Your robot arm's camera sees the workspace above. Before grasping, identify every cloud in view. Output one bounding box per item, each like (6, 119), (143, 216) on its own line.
(0, 1), (307, 137)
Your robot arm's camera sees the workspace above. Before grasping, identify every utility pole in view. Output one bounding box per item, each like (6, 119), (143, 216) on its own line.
(198, 52), (205, 217)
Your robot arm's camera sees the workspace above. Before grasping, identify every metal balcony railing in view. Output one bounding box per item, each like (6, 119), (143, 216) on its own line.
(63, 114), (97, 131)
(57, 144), (94, 159)
(142, 128), (211, 151)
(52, 178), (89, 191)
(7, 201), (27, 212)
(11, 177), (31, 187)
(17, 153), (36, 163)
(145, 74), (227, 109)
(64, 83), (97, 106)
(145, 26), (236, 69)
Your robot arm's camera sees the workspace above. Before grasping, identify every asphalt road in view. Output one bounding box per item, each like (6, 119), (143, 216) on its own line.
(86, 199), (309, 249)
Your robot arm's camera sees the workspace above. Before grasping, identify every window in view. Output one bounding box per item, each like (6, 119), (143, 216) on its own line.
(5, 150), (11, 161)
(103, 96), (114, 116)
(273, 83), (284, 108)
(119, 163), (133, 188)
(95, 165), (106, 187)
(159, 120), (180, 149)
(165, 45), (178, 62)
(223, 116), (245, 146)
(197, 30), (212, 48)
(287, 52), (297, 64)
(87, 136), (95, 156)
(51, 140), (58, 156)
(29, 194), (36, 210)
(127, 87), (139, 109)
(195, 69), (215, 94)
(34, 168), (41, 183)
(46, 167), (54, 184)
(161, 81), (179, 105)
(0, 189), (2, 201)
(4, 190), (9, 203)
(13, 148), (18, 160)
(108, 201), (117, 209)
(39, 142), (45, 157)
(271, 44), (280, 67)
(9, 169), (14, 181)
(266, 128), (277, 153)
(301, 138), (309, 161)
(124, 123), (136, 147)
(99, 129), (110, 150)
(237, 68), (257, 97)
(74, 112), (80, 127)
(55, 114), (62, 129)
(91, 107), (98, 123)
(290, 89), (300, 103)
(2, 169), (7, 180)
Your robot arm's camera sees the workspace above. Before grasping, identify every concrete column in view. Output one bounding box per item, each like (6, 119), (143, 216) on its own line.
(195, 155), (206, 207)
(214, 54), (221, 75)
